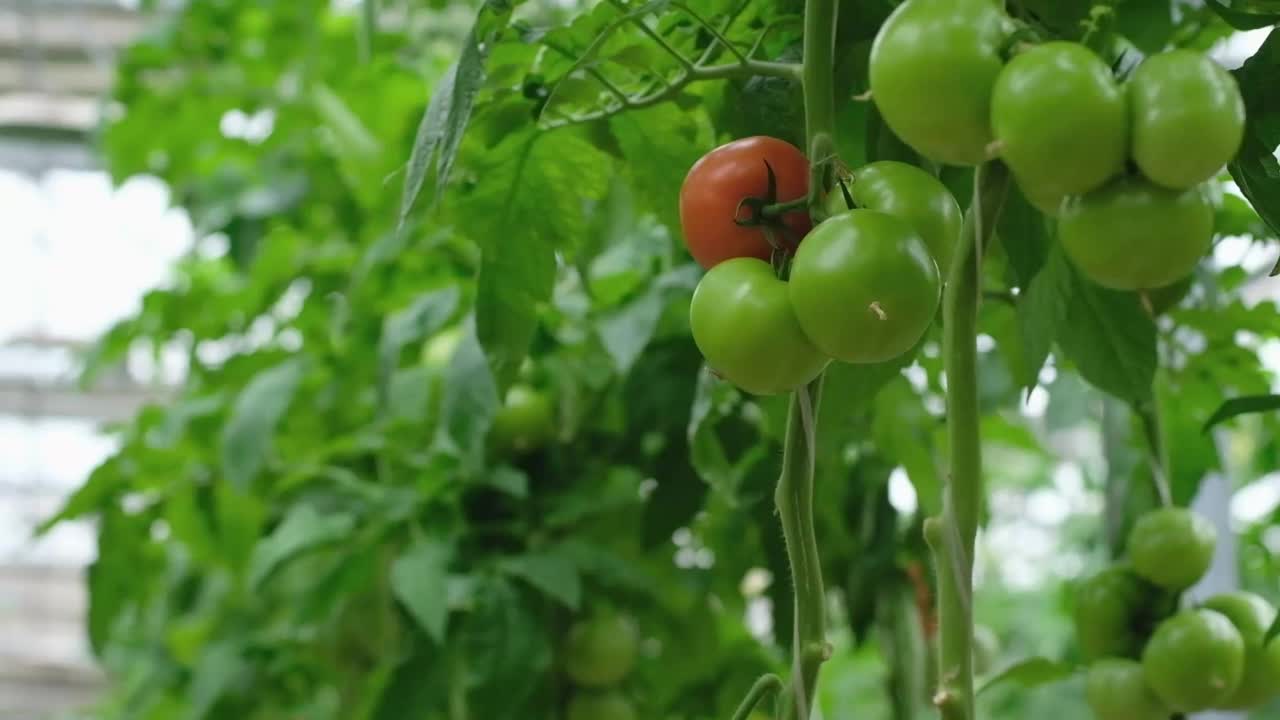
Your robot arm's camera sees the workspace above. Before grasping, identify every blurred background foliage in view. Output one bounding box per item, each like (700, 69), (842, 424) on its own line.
(41, 0), (1280, 718)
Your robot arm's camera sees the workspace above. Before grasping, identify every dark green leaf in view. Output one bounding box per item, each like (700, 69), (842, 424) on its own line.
(463, 578), (552, 715)
(1204, 394), (1280, 430)
(500, 551), (581, 609)
(1015, 243), (1072, 390)
(188, 640), (249, 719)
(1057, 264), (1157, 404)
(390, 539), (454, 644)
(1229, 28), (1280, 260)
(976, 656), (1078, 696)
(248, 505), (356, 588)
(221, 358), (306, 488)
(37, 457), (123, 534)
(1206, 0), (1280, 29)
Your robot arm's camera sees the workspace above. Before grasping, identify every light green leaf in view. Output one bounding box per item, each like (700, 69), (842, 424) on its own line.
(187, 641), (248, 720)
(221, 358), (306, 489)
(976, 656), (1078, 697)
(609, 105), (703, 234)
(596, 286), (665, 374)
(390, 539), (454, 644)
(500, 551), (581, 609)
(248, 505), (356, 588)
(435, 318), (500, 468)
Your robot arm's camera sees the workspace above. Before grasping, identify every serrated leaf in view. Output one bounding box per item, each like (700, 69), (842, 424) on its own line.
(459, 130), (611, 389)
(378, 287), (460, 407)
(390, 539), (454, 644)
(248, 505), (355, 588)
(1204, 393), (1280, 431)
(500, 551), (581, 609)
(976, 656), (1078, 697)
(221, 358), (306, 488)
(610, 105), (703, 235)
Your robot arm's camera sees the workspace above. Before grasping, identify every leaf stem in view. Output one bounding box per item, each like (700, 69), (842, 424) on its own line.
(731, 674), (785, 720)
(929, 161), (1010, 720)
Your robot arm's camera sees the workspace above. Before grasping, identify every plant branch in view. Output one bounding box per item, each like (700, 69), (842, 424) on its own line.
(731, 674), (785, 720)
(929, 161), (1011, 720)
(604, 0), (694, 69)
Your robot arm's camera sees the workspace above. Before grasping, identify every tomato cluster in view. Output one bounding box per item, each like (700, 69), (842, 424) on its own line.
(1073, 508), (1280, 716)
(562, 615), (640, 720)
(680, 138), (958, 395)
(869, 0), (1244, 291)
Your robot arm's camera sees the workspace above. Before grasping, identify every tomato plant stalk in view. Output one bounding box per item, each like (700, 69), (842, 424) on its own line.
(929, 161), (1010, 720)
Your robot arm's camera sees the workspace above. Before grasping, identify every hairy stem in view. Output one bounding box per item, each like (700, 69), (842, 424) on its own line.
(929, 162), (1010, 720)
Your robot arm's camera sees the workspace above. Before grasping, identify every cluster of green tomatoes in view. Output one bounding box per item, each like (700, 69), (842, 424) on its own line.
(561, 614), (641, 720)
(1074, 507), (1280, 718)
(871, 0), (1244, 291)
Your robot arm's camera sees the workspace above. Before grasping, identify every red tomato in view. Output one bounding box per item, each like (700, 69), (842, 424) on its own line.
(678, 136), (811, 269)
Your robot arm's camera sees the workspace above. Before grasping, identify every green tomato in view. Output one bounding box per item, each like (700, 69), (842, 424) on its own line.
(1129, 49), (1246, 190)
(1201, 592), (1280, 709)
(788, 210), (940, 364)
(869, 0), (1011, 166)
(1127, 507), (1216, 591)
(1014, 179), (1067, 217)
(567, 691), (638, 720)
(824, 161), (963, 275)
(420, 326), (463, 371)
(1086, 659), (1169, 720)
(690, 258), (829, 395)
(1073, 566), (1161, 661)
(1143, 609), (1245, 712)
(991, 42), (1127, 198)
(564, 615), (640, 688)
(490, 384), (556, 452)
(1059, 176), (1214, 290)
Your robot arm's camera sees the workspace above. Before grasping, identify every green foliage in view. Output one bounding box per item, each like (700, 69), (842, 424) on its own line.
(47, 0), (1280, 718)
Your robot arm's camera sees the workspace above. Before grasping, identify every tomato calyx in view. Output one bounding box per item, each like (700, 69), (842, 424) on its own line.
(732, 160), (804, 254)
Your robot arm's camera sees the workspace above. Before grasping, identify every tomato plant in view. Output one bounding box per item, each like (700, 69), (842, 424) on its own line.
(1127, 507), (1217, 591)
(1142, 609), (1245, 712)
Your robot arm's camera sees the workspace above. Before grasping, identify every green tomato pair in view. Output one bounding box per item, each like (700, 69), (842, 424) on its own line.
(690, 162), (955, 395)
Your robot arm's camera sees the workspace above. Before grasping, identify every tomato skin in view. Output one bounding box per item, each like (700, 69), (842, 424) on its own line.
(690, 258), (829, 395)
(567, 691), (638, 720)
(679, 137), (811, 269)
(1086, 659), (1169, 720)
(824, 161), (962, 275)
(1127, 507), (1216, 591)
(1129, 50), (1246, 190)
(869, 0), (1010, 166)
(788, 210), (940, 364)
(1073, 567), (1161, 661)
(1201, 592), (1280, 709)
(1142, 609), (1245, 712)
(992, 42), (1127, 198)
(1059, 177), (1213, 290)
(564, 616), (640, 688)
(490, 384), (556, 452)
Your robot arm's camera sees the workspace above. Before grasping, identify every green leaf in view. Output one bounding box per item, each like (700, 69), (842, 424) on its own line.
(187, 640), (248, 720)
(976, 656), (1078, 697)
(463, 578), (553, 715)
(998, 184), (1052, 289)
(248, 504), (356, 588)
(37, 457), (123, 534)
(378, 287), (460, 407)
(1015, 243), (1072, 390)
(459, 129), (611, 389)
(398, 0), (513, 224)
(1229, 28), (1280, 260)
(1056, 263), (1157, 405)
(312, 82), (381, 162)
(221, 358), (306, 489)
(1206, 0), (1280, 29)
(500, 551), (582, 609)
(609, 105), (704, 235)
(596, 286), (665, 374)
(88, 506), (154, 656)
(390, 539), (454, 644)
(1204, 394), (1280, 431)
(435, 319), (500, 467)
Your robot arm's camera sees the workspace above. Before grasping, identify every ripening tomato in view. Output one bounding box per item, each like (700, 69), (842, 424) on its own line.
(564, 615), (640, 688)
(1086, 659), (1169, 720)
(679, 137), (811, 269)
(689, 258), (829, 395)
(868, 0), (1011, 165)
(1201, 592), (1280, 709)
(1143, 609), (1245, 712)
(788, 210), (940, 364)
(567, 691), (638, 720)
(991, 42), (1127, 198)
(1059, 176), (1214, 290)
(1127, 507), (1216, 591)
(823, 161), (963, 275)
(1129, 50), (1246, 190)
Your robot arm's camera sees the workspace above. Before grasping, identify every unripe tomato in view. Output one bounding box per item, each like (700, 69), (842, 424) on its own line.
(1201, 592), (1280, 709)
(1129, 50), (1246, 190)
(824, 161), (963, 275)
(1059, 177), (1213, 291)
(490, 384), (556, 452)
(1015, 180), (1067, 217)
(564, 615), (640, 688)
(420, 326), (463, 371)
(1127, 507), (1216, 591)
(1073, 566), (1159, 661)
(1142, 609), (1245, 712)
(679, 137), (811, 269)
(788, 210), (940, 364)
(690, 258), (829, 395)
(567, 691), (638, 720)
(1086, 659), (1169, 720)
(869, 0), (1011, 165)
(991, 42), (1127, 198)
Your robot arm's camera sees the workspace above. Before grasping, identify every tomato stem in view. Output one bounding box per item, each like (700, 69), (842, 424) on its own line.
(730, 674), (784, 720)
(930, 161), (1010, 720)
